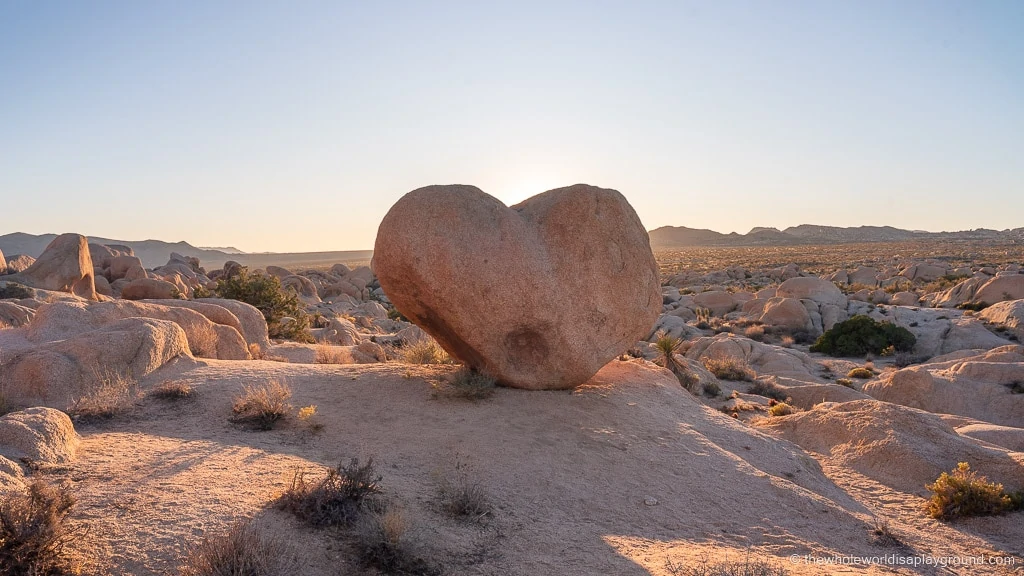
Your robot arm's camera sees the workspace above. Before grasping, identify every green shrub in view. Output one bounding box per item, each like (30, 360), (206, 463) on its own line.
(214, 268), (313, 342)
(925, 462), (1023, 520)
(836, 378), (854, 388)
(768, 402), (795, 416)
(0, 283), (33, 300)
(847, 367), (874, 379)
(810, 315), (915, 357)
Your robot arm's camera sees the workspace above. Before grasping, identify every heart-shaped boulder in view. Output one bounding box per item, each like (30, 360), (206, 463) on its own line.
(373, 184), (660, 390)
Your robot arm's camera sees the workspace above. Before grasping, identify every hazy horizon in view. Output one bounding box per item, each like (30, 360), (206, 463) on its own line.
(2, 1), (1022, 252)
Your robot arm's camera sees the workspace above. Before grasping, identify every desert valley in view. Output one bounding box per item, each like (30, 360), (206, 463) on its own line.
(1, 184), (1022, 575)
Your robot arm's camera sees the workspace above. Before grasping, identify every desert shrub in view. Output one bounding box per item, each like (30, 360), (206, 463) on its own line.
(231, 381), (292, 430)
(654, 333), (699, 391)
(399, 338), (453, 365)
(278, 458), (382, 527)
(67, 371), (137, 422)
(178, 520), (297, 576)
(702, 380), (721, 398)
(925, 462), (1024, 520)
(748, 380), (788, 402)
(353, 508), (438, 576)
(743, 325), (765, 341)
(0, 481), (84, 575)
(150, 380), (195, 401)
(314, 343), (349, 365)
(437, 368), (496, 400)
(768, 402), (795, 416)
(214, 269), (313, 342)
(892, 351), (921, 368)
(247, 343), (265, 360)
(665, 554), (789, 576)
(956, 301), (989, 312)
(1006, 381), (1024, 394)
(809, 315), (915, 357)
(702, 356), (755, 382)
(436, 458), (491, 520)
(0, 283), (33, 300)
(847, 367), (874, 379)
(836, 378), (854, 388)
(779, 335), (795, 348)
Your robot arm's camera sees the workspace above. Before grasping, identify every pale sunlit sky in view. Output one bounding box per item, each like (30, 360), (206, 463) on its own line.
(1, 1), (1021, 252)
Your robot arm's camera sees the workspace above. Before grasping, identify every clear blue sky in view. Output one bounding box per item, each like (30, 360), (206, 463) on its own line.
(1, 0), (1021, 252)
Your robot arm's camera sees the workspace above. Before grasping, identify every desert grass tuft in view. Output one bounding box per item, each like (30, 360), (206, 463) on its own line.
(847, 367), (874, 379)
(435, 367), (496, 400)
(353, 508), (439, 576)
(231, 381), (292, 430)
(67, 370), (137, 422)
(178, 520), (298, 576)
(0, 480), (85, 576)
(702, 355), (755, 382)
(435, 457), (492, 521)
(399, 338), (453, 365)
(748, 380), (789, 402)
(150, 380), (195, 401)
(314, 343), (350, 365)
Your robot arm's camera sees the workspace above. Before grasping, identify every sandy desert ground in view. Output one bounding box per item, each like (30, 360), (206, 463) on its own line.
(2, 190), (1024, 575)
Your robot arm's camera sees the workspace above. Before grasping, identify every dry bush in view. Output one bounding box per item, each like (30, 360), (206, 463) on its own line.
(0, 320), (11, 331)
(665, 553), (789, 576)
(767, 401), (795, 417)
(247, 343), (265, 360)
(399, 338), (453, 365)
(925, 462), (1024, 520)
(278, 458), (382, 527)
(436, 458), (491, 520)
(353, 508), (438, 576)
(779, 336), (795, 348)
(315, 344), (350, 365)
(847, 367), (874, 379)
(748, 380), (788, 402)
(231, 381), (292, 430)
(702, 355), (755, 382)
(151, 380), (195, 401)
(701, 380), (722, 398)
(67, 371), (138, 422)
(836, 378), (854, 388)
(436, 368), (496, 400)
(743, 325), (765, 341)
(188, 329), (219, 359)
(178, 520), (297, 576)
(0, 480), (85, 575)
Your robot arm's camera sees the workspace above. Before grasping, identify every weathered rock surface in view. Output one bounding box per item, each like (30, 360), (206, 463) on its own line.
(0, 407), (78, 465)
(374, 184), (660, 389)
(26, 300), (249, 360)
(757, 399), (1024, 495)
(0, 318), (191, 410)
(2, 233), (97, 300)
(863, 346), (1024, 426)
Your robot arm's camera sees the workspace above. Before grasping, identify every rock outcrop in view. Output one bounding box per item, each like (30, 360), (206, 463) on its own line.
(2, 233), (97, 300)
(374, 184), (660, 389)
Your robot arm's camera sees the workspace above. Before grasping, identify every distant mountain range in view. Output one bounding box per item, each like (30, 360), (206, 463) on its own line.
(4, 225), (1023, 269)
(0, 233), (372, 270)
(648, 225), (1024, 248)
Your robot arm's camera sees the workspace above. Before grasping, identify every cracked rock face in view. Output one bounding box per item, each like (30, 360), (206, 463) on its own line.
(373, 184), (660, 390)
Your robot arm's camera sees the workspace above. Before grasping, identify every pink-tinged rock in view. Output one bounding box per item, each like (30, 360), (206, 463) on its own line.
(373, 184), (660, 390)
